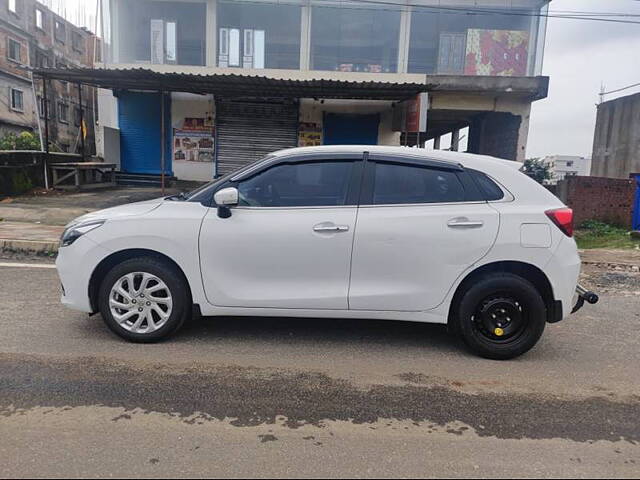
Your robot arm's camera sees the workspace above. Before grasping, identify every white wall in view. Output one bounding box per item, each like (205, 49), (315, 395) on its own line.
(96, 88), (119, 160)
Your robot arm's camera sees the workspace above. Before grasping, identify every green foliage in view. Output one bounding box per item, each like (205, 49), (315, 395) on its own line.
(522, 158), (553, 184)
(575, 220), (639, 250)
(0, 131), (41, 151)
(11, 169), (33, 194)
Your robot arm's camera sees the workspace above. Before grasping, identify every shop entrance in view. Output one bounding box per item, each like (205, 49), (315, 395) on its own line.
(323, 113), (379, 145)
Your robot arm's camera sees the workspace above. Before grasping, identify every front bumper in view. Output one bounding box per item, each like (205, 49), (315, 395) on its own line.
(571, 284), (599, 314)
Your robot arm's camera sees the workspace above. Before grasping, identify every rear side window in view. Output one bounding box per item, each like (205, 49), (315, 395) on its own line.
(372, 163), (465, 204)
(238, 161), (354, 207)
(469, 170), (505, 201)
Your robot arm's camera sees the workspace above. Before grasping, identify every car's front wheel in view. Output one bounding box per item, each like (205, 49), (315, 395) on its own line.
(98, 257), (190, 342)
(454, 273), (546, 360)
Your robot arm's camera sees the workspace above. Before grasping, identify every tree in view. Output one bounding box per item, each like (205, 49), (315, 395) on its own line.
(0, 131), (41, 151)
(522, 158), (553, 184)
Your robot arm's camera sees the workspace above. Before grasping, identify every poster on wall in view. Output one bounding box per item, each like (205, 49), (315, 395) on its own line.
(298, 122), (322, 147)
(464, 29), (529, 77)
(173, 126), (215, 164)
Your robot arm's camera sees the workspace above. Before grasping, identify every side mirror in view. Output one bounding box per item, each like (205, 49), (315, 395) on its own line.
(214, 187), (238, 219)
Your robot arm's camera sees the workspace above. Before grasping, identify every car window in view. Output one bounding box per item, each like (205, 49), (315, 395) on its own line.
(469, 170), (505, 201)
(373, 162), (465, 205)
(237, 161), (354, 207)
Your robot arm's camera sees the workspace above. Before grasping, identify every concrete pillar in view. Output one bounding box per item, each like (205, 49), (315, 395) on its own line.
(300, 3), (311, 70)
(206, 0), (217, 67)
(451, 129), (460, 152)
(397, 6), (411, 74)
(468, 112), (522, 160)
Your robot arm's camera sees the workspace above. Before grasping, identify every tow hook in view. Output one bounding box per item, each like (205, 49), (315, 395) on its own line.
(571, 284), (599, 314)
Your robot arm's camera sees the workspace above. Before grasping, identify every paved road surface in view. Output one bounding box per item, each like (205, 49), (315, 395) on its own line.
(0, 262), (638, 478)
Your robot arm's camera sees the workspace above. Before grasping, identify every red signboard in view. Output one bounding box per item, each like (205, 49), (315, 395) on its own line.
(405, 93), (428, 133)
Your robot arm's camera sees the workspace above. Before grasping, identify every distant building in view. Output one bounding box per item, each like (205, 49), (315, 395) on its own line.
(0, 0), (97, 153)
(591, 92), (640, 179)
(542, 155), (592, 184)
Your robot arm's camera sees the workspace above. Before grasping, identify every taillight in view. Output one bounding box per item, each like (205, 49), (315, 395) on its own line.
(545, 208), (574, 237)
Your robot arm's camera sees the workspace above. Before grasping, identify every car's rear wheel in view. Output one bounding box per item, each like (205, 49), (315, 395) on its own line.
(98, 257), (190, 342)
(454, 273), (546, 360)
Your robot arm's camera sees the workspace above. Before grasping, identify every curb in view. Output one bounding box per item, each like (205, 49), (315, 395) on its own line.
(0, 239), (58, 254)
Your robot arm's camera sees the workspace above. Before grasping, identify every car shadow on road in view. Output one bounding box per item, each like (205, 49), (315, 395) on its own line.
(172, 314), (463, 354)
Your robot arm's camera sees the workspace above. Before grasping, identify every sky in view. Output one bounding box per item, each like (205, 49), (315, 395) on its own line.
(527, 0), (640, 159)
(52, 0), (640, 160)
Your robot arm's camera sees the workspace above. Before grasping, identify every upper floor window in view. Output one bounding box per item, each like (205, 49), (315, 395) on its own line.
(37, 95), (51, 119)
(7, 38), (22, 63)
(311, 6), (400, 73)
(372, 163), (465, 205)
(408, 8), (538, 76)
(117, 0), (206, 66)
(237, 161), (355, 207)
(8, 0), (18, 14)
(58, 102), (69, 124)
(72, 31), (84, 53)
(36, 8), (44, 30)
(55, 20), (66, 43)
(217, 1), (301, 70)
(10, 88), (24, 112)
(35, 50), (49, 68)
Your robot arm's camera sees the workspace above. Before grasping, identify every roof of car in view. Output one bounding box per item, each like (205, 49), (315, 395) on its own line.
(270, 145), (523, 171)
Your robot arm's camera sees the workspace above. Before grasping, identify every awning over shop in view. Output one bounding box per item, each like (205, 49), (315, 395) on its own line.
(33, 67), (428, 101)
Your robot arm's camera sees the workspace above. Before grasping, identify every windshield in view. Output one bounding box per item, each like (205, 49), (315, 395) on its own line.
(182, 154), (277, 203)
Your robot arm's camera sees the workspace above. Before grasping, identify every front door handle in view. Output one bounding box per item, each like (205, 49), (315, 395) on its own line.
(313, 223), (350, 233)
(447, 217), (484, 228)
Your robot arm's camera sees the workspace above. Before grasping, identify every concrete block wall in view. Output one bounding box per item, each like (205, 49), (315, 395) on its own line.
(556, 176), (636, 228)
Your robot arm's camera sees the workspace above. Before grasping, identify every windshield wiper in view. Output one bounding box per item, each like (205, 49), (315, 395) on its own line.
(165, 192), (188, 201)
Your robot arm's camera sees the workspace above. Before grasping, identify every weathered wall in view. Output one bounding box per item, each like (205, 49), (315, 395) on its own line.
(591, 92), (640, 179)
(555, 176), (636, 228)
(467, 111), (522, 160)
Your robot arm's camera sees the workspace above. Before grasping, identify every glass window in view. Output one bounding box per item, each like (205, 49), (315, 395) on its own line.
(217, 2), (301, 70)
(373, 163), (465, 204)
(469, 170), (504, 201)
(408, 8), (535, 76)
(118, 0), (206, 66)
(58, 102), (69, 123)
(237, 161), (354, 207)
(72, 31), (84, 52)
(311, 6), (400, 73)
(55, 20), (66, 43)
(10, 89), (24, 111)
(7, 38), (21, 62)
(8, 0), (17, 14)
(36, 9), (44, 29)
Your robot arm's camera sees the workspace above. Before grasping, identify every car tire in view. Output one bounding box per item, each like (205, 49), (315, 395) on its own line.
(98, 257), (191, 343)
(454, 273), (546, 360)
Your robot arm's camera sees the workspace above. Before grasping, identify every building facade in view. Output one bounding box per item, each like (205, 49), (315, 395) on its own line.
(97, 0), (551, 181)
(0, 0), (97, 153)
(541, 155), (592, 184)
(591, 92), (640, 179)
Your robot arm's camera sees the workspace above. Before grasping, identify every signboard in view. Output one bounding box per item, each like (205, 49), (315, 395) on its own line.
(298, 122), (322, 147)
(405, 92), (429, 133)
(173, 128), (215, 163)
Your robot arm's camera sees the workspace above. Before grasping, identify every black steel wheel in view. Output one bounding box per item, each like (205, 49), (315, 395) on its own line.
(454, 273), (547, 360)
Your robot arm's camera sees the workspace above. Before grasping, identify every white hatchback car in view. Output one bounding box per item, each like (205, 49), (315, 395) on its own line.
(56, 146), (598, 359)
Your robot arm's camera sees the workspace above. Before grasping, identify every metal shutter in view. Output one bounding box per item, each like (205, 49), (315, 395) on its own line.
(215, 99), (298, 176)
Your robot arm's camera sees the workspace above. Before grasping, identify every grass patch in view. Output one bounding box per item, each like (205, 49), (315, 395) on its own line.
(574, 220), (640, 250)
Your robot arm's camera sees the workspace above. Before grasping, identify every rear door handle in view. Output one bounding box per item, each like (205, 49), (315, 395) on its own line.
(447, 218), (484, 228)
(313, 223), (350, 233)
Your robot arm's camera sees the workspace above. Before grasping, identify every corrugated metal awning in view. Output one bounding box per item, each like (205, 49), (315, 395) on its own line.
(33, 67), (428, 101)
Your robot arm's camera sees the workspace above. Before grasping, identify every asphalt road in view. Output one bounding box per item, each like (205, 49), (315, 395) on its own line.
(0, 261), (639, 478)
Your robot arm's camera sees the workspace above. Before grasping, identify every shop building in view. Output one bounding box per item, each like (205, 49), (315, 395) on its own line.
(44, 0), (551, 181)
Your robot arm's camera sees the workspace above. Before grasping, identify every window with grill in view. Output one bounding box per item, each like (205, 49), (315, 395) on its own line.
(10, 88), (24, 112)
(7, 38), (22, 62)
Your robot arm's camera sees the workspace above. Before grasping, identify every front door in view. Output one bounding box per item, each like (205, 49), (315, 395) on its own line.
(348, 158), (500, 311)
(199, 157), (362, 309)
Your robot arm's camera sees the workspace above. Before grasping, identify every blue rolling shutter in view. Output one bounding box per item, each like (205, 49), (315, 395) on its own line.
(118, 92), (172, 175)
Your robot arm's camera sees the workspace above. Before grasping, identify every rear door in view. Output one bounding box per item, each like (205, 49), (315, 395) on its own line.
(348, 156), (500, 311)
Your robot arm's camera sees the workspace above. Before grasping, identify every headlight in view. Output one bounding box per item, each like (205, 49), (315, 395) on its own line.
(60, 220), (106, 247)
